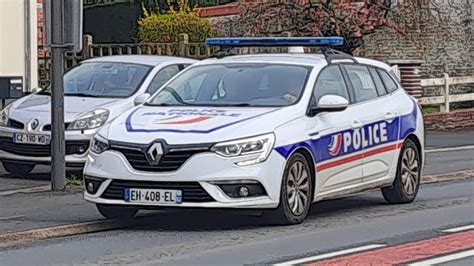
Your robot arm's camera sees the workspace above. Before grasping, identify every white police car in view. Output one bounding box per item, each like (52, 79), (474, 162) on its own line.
(84, 38), (424, 224)
(0, 55), (196, 176)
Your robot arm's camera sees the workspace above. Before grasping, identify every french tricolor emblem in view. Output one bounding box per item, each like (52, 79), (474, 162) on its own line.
(328, 133), (343, 157)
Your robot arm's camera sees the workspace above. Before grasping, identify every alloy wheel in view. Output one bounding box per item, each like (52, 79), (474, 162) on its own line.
(287, 160), (310, 216)
(400, 147), (419, 195)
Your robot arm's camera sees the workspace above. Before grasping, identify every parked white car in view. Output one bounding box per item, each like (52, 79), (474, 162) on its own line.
(0, 55), (197, 176)
(83, 38), (424, 224)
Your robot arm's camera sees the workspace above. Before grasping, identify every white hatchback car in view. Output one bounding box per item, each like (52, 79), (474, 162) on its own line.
(84, 38), (424, 224)
(0, 55), (196, 176)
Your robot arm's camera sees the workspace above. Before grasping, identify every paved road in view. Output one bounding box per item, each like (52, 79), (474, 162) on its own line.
(0, 180), (472, 265)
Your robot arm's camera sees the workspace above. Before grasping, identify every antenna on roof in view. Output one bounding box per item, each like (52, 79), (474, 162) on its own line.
(205, 37), (357, 63)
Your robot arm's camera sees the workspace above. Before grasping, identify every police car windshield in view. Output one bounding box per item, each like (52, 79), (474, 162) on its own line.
(40, 62), (151, 98)
(148, 64), (311, 107)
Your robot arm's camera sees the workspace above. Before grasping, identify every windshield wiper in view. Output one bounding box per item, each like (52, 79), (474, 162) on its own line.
(215, 103), (253, 107)
(64, 93), (99, 98)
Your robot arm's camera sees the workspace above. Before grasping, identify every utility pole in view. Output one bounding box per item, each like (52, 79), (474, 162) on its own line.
(50, 0), (66, 190)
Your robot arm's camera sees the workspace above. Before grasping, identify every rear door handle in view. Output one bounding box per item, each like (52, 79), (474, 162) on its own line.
(352, 120), (363, 129)
(384, 112), (397, 121)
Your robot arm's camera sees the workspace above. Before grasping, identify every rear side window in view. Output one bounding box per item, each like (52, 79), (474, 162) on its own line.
(344, 65), (378, 103)
(368, 67), (387, 96)
(313, 65), (349, 104)
(378, 69), (399, 93)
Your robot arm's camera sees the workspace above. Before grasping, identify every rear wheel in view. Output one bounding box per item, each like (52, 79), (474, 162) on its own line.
(96, 204), (138, 220)
(2, 161), (35, 177)
(265, 153), (313, 225)
(382, 139), (421, 203)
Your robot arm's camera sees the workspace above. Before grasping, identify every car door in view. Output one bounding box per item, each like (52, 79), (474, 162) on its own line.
(343, 64), (400, 182)
(305, 65), (364, 195)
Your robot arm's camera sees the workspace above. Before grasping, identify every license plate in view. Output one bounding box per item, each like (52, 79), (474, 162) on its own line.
(124, 188), (182, 204)
(13, 133), (50, 145)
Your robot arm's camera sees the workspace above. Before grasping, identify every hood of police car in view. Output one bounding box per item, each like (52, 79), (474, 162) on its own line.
(103, 106), (292, 144)
(7, 93), (121, 123)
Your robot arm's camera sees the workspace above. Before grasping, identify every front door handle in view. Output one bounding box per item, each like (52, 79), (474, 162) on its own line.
(352, 120), (363, 129)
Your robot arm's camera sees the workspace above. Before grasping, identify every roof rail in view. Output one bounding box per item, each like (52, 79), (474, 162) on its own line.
(320, 47), (358, 64)
(205, 37), (357, 63)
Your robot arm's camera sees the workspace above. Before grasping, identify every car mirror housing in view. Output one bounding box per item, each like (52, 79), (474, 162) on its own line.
(134, 93), (151, 106)
(308, 95), (349, 116)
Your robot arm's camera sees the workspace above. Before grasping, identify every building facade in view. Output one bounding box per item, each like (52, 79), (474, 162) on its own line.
(0, 0), (38, 99)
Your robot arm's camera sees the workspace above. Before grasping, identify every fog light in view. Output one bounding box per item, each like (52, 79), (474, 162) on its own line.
(78, 146), (86, 153)
(239, 186), (249, 197)
(87, 182), (95, 193)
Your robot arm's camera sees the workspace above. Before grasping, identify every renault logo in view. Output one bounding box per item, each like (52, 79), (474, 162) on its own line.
(29, 119), (39, 131)
(146, 142), (164, 166)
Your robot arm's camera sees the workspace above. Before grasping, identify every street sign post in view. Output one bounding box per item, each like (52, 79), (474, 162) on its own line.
(43, 0), (83, 190)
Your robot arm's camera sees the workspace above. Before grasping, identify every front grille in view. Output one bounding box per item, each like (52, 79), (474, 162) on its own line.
(109, 141), (212, 172)
(7, 119), (24, 129)
(101, 180), (215, 202)
(42, 123), (71, 131)
(0, 137), (90, 157)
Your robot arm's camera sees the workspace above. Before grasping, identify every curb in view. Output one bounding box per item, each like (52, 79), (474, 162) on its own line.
(0, 219), (133, 248)
(0, 185), (51, 196)
(421, 170), (474, 184)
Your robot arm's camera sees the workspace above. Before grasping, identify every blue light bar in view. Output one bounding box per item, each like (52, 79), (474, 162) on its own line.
(205, 37), (343, 47)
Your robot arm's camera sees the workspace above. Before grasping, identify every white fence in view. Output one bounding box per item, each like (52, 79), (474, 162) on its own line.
(419, 74), (474, 113)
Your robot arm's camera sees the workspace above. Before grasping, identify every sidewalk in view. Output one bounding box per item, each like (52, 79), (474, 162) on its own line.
(0, 189), (102, 234)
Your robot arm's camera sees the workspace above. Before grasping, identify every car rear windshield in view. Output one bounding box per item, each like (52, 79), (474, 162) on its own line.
(147, 63), (311, 107)
(40, 62), (151, 98)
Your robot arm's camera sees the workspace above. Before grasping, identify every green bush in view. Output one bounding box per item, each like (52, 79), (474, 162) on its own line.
(137, 5), (215, 43)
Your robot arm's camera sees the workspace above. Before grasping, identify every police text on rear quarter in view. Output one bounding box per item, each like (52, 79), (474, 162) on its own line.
(84, 38), (424, 224)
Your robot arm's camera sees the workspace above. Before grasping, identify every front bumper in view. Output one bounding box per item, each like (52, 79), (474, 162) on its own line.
(84, 149), (287, 209)
(0, 126), (97, 165)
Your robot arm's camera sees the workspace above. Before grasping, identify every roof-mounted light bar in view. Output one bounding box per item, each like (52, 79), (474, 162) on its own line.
(205, 37), (343, 47)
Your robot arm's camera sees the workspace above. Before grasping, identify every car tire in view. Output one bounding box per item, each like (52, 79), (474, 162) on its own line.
(2, 161), (35, 177)
(96, 204), (138, 220)
(382, 139), (421, 204)
(265, 152), (313, 225)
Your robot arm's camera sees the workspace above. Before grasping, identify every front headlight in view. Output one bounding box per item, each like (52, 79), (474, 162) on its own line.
(90, 134), (109, 154)
(69, 109), (109, 130)
(0, 104), (12, 127)
(211, 133), (275, 166)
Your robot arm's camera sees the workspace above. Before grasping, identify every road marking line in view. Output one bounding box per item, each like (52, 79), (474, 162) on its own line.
(426, 145), (474, 153)
(442, 224), (474, 233)
(274, 244), (386, 265)
(407, 249), (474, 265)
(0, 215), (25, 221)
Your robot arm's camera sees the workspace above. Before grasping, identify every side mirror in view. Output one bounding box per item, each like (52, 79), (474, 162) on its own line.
(134, 93), (150, 106)
(31, 87), (42, 94)
(308, 95), (349, 116)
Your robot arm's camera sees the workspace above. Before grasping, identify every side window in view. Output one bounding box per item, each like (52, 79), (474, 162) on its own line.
(369, 67), (387, 96)
(345, 65), (378, 103)
(313, 65), (349, 105)
(378, 69), (399, 93)
(146, 65), (180, 95)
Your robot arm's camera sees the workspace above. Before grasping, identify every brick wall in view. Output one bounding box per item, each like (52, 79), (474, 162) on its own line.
(357, 0), (473, 79)
(424, 108), (474, 131)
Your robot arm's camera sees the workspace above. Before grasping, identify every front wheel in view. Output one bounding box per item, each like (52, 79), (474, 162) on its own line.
(96, 204), (138, 220)
(265, 153), (313, 225)
(2, 161), (35, 177)
(382, 139), (421, 203)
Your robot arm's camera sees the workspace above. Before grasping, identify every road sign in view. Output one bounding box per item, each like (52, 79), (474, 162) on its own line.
(43, 0), (83, 52)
